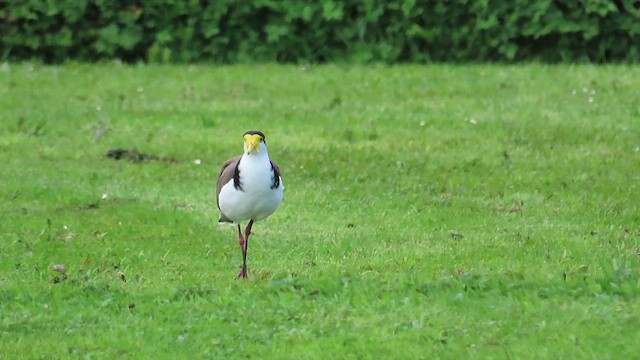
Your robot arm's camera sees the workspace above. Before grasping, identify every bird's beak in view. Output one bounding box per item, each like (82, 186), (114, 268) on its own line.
(244, 134), (262, 153)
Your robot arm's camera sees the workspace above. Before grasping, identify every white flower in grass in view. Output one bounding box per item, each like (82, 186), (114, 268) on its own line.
(101, 193), (109, 200)
(137, 86), (144, 93)
(419, 120), (426, 127)
(588, 97), (594, 103)
(193, 159), (202, 165)
(571, 89), (577, 95)
(50, 264), (66, 273)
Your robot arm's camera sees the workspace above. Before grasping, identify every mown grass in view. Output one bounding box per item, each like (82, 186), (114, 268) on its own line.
(1, 62), (639, 359)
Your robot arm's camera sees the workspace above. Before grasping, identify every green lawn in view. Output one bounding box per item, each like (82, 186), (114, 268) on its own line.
(1, 63), (639, 359)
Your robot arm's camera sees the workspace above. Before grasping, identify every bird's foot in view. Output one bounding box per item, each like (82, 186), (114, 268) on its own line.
(237, 267), (248, 279)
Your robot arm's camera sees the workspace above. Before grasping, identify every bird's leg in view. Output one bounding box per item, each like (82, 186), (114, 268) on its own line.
(237, 224), (247, 279)
(238, 220), (254, 279)
(244, 219), (254, 243)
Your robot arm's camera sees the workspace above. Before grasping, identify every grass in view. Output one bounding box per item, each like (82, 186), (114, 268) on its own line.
(1, 62), (639, 359)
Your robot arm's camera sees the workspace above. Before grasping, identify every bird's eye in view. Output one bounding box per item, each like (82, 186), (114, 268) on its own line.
(260, 138), (264, 142)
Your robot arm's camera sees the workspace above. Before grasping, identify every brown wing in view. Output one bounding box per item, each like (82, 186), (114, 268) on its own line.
(216, 155), (241, 209)
(270, 160), (282, 189)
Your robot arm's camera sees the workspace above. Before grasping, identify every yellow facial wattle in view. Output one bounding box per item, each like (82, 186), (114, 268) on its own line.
(244, 134), (262, 153)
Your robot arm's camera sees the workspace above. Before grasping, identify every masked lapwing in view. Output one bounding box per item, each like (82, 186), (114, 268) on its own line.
(216, 130), (284, 279)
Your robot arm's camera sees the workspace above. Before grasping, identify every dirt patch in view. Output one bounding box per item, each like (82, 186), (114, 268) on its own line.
(105, 148), (175, 163)
(78, 203), (99, 211)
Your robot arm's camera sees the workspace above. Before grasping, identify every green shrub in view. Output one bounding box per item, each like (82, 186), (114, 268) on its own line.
(1, 0), (639, 63)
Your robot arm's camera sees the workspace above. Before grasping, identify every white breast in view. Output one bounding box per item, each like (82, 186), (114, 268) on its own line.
(218, 150), (284, 223)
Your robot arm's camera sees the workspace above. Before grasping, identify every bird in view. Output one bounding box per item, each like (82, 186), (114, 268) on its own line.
(216, 130), (284, 279)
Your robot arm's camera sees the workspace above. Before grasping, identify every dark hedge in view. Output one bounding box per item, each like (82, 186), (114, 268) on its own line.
(2, 0), (640, 63)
